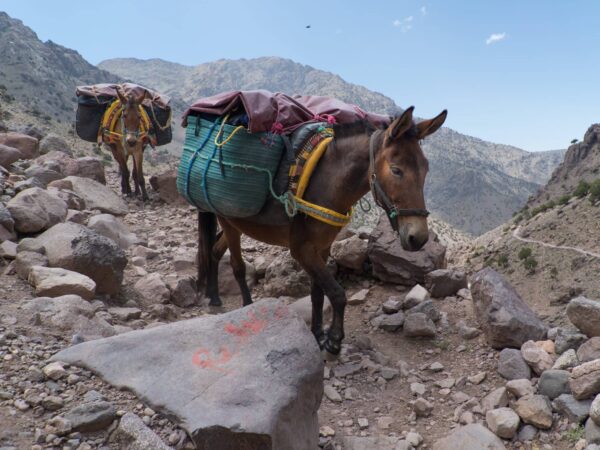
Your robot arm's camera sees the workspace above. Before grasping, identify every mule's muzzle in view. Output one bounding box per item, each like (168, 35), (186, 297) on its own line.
(399, 225), (429, 252)
(126, 137), (137, 147)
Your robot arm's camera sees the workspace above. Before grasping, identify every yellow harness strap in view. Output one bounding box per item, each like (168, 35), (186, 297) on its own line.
(290, 131), (352, 227)
(98, 99), (153, 146)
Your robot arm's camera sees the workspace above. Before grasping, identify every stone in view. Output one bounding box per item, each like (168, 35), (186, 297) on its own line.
(570, 359), (600, 400)
(330, 235), (368, 271)
(134, 273), (171, 306)
(7, 187), (68, 233)
(148, 170), (187, 205)
(15, 251), (49, 280)
(289, 295), (331, 326)
(506, 379), (535, 398)
(0, 143), (22, 168)
(405, 299), (441, 322)
(403, 312), (436, 337)
(0, 132), (39, 159)
(413, 397), (433, 417)
(340, 435), (400, 450)
(42, 361), (67, 380)
(216, 253), (257, 296)
(554, 328), (588, 354)
(470, 268), (547, 349)
(32, 222), (127, 295)
(0, 240), (17, 259)
(552, 394), (592, 423)
(22, 295), (115, 339)
(410, 382), (426, 396)
(368, 215), (446, 286)
(587, 417), (600, 444)
(323, 385), (342, 403)
(28, 266), (96, 300)
(24, 164), (64, 186)
(50, 299), (323, 450)
(432, 424), (507, 450)
(108, 307), (142, 321)
(109, 412), (170, 450)
(538, 369), (571, 399)
(263, 252), (311, 298)
(403, 284), (429, 309)
(376, 311), (405, 332)
(567, 296), (600, 337)
(514, 395), (553, 429)
(482, 387), (509, 412)
(41, 396), (64, 411)
(468, 371), (487, 385)
(435, 378), (456, 389)
(88, 214), (143, 249)
(357, 417), (369, 429)
(348, 288), (369, 305)
(382, 297), (403, 314)
(521, 340), (555, 375)
(167, 276), (199, 308)
(63, 401), (116, 432)
(425, 268), (468, 298)
(578, 337), (600, 363)
(66, 157), (106, 184)
(592, 394), (600, 426)
(458, 320), (481, 339)
(497, 348), (532, 380)
(46, 416), (73, 436)
(517, 424), (537, 442)
(486, 407), (520, 439)
(553, 349), (579, 370)
(53, 176), (128, 215)
(39, 133), (73, 156)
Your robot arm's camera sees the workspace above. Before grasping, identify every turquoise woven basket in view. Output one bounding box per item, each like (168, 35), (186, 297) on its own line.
(176, 115), (285, 217)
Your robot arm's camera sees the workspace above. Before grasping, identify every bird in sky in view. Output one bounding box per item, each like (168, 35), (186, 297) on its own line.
(306, 25), (311, 29)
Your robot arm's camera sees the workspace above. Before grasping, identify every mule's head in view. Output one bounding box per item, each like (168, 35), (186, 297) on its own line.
(115, 87), (144, 148)
(373, 106), (447, 251)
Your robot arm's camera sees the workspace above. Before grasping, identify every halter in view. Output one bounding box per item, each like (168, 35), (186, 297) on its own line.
(368, 130), (429, 234)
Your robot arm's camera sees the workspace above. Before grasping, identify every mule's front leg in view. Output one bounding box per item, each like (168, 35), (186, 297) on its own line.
(310, 281), (326, 346)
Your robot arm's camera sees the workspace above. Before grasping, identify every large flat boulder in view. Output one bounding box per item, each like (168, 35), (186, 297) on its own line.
(0, 132), (39, 159)
(368, 215), (446, 286)
(28, 266), (96, 300)
(470, 268), (547, 349)
(7, 187), (68, 233)
(51, 176), (127, 215)
(433, 424), (506, 450)
(51, 299), (323, 450)
(567, 296), (600, 337)
(33, 222), (127, 295)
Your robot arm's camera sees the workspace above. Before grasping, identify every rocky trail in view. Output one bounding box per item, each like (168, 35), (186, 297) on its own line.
(512, 227), (600, 260)
(1, 130), (600, 450)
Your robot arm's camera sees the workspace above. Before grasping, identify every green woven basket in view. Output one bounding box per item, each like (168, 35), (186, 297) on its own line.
(177, 116), (285, 217)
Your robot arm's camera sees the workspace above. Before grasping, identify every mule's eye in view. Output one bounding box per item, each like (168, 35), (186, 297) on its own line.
(390, 166), (404, 178)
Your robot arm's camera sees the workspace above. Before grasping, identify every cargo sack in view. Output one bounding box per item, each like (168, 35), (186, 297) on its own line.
(75, 94), (113, 142)
(142, 104), (172, 146)
(177, 115), (285, 217)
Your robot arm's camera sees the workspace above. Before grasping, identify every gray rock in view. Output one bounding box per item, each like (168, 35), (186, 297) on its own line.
(567, 297), (600, 337)
(368, 215), (446, 286)
(167, 276), (199, 308)
(148, 170), (187, 206)
(482, 387), (509, 412)
(348, 288), (369, 305)
(405, 299), (441, 322)
(570, 359), (600, 400)
(39, 133), (73, 156)
(263, 252), (311, 298)
(50, 299), (323, 450)
(587, 417), (600, 444)
(382, 297), (403, 314)
(14, 177), (44, 193)
(0, 240), (16, 259)
(323, 385), (341, 403)
(425, 269), (467, 298)
(340, 435), (399, 450)
(0, 144), (22, 168)
(0, 132), (39, 159)
(404, 284), (429, 309)
(134, 273), (171, 306)
(403, 312), (436, 338)
(591, 394), (600, 426)
(376, 311), (405, 332)
(497, 348), (532, 380)
(63, 401), (116, 432)
(53, 176), (127, 215)
(413, 397), (434, 417)
(553, 349), (579, 370)
(68, 157), (106, 184)
(538, 369), (571, 399)
(289, 295), (331, 327)
(521, 340), (555, 375)
(108, 307), (142, 321)
(485, 407), (520, 439)
(88, 214), (143, 249)
(554, 328), (588, 354)
(432, 424), (507, 450)
(0, 203), (15, 234)
(578, 338), (600, 363)
(24, 164), (64, 186)
(7, 187), (67, 233)
(330, 235), (368, 271)
(552, 394), (592, 423)
(15, 251), (49, 279)
(28, 266), (96, 300)
(506, 379), (535, 398)
(109, 412), (171, 450)
(517, 424), (537, 442)
(32, 222), (127, 295)
(470, 268), (547, 349)
(514, 395), (553, 429)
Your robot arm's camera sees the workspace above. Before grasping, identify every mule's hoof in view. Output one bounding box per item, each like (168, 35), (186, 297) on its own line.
(208, 298), (223, 307)
(323, 338), (342, 356)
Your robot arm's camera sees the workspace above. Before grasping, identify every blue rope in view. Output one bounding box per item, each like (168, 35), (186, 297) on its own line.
(200, 130), (220, 213)
(184, 117), (220, 208)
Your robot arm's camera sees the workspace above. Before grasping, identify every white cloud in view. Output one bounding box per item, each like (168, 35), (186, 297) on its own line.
(486, 32), (507, 45)
(393, 16), (413, 32)
(420, 6), (427, 16)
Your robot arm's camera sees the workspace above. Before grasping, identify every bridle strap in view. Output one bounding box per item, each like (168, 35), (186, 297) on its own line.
(368, 131), (429, 233)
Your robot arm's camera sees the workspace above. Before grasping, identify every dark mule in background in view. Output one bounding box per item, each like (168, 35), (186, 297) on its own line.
(197, 106), (447, 354)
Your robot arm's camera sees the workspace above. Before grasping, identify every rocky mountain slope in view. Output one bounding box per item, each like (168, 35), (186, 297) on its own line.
(100, 57), (565, 235)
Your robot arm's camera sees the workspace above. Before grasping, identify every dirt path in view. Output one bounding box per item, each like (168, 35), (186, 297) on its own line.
(513, 225), (600, 259)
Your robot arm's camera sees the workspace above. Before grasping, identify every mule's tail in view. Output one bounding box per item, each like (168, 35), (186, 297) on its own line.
(196, 211), (217, 291)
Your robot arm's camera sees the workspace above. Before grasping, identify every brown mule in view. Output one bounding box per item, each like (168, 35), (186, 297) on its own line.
(107, 87), (150, 200)
(197, 106), (447, 354)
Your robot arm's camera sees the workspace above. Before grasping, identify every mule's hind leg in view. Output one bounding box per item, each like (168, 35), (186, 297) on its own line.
(219, 220), (253, 307)
(197, 211), (222, 306)
(310, 281), (326, 346)
(132, 149), (149, 200)
(291, 242), (346, 355)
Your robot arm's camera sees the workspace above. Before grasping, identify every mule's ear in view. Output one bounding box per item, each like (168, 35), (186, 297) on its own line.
(115, 85), (128, 104)
(385, 106), (414, 143)
(417, 110), (447, 139)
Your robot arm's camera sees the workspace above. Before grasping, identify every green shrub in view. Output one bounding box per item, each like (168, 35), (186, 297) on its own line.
(589, 179), (600, 203)
(523, 256), (538, 272)
(518, 247), (532, 260)
(496, 254), (509, 268)
(558, 195), (571, 205)
(514, 214), (523, 224)
(574, 180), (590, 198)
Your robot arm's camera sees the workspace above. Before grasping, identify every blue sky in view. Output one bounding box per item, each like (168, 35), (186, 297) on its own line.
(2, 0), (600, 151)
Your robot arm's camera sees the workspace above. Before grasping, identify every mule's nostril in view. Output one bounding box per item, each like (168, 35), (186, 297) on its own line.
(408, 235), (417, 247)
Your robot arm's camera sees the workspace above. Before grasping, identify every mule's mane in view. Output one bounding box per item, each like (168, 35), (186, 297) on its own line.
(332, 120), (376, 139)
